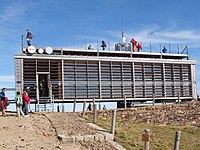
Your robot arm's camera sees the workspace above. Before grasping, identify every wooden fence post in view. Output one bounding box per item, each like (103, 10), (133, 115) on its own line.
(111, 109), (117, 135)
(93, 104), (97, 124)
(73, 99), (76, 113)
(142, 129), (150, 150)
(82, 100), (86, 117)
(174, 131), (181, 150)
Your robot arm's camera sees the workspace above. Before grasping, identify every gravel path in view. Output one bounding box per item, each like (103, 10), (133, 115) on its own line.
(0, 112), (117, 150)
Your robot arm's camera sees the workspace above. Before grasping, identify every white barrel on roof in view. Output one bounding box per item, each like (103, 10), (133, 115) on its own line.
(46, 47), (53, 54)
(28, 46), (36, 54)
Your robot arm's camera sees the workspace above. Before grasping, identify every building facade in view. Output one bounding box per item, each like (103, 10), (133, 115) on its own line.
(15, 48), (197, 103)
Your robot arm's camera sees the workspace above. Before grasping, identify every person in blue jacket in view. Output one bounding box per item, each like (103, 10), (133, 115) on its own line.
(26, 29), (33, 46)
(0, 88), (7, 115)
(162, 47), (168, 53)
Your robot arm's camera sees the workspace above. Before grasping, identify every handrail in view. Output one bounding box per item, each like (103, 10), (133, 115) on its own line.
(181, 46), (188, 54)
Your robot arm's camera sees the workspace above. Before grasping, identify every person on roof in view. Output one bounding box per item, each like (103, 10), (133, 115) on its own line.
(137, 42), (142, 52)
(101, 40), (106, 50)
(162, 47), (168, 53)
(26, 29), (33, 46)
(130, 38), (137, 52)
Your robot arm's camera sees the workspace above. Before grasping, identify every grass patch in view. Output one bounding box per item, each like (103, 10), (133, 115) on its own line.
(84, 114), (200, 150)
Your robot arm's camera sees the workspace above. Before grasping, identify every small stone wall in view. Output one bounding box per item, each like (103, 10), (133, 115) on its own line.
(85, 101), (200, 127)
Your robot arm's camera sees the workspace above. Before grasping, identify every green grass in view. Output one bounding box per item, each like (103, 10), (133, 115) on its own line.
(84, 114), (200, 150)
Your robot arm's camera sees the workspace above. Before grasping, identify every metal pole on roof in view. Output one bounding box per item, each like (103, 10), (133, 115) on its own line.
(150, 42), (152, 52)
(159, 43), (162, 53)
(21, 35), (24, 51)
(73, 37), (75, 49)
(97, 40), (99, 50)
(169, 44), (171, 54)
(85, 39), (86, 50)
(177, 44), (180, 54)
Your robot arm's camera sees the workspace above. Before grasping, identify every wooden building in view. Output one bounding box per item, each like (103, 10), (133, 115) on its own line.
(14, 47), (197, 105)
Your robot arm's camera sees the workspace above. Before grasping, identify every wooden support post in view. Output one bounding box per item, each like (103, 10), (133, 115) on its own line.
(111, 109), (117, 135)
(124, 95), (127, 109)
(174, 131), (181, 150)
(142, 129), (150, 150)
(82, 100), (86, 117)
(73, 99), (76, 113)
(93, 104), (97, 124)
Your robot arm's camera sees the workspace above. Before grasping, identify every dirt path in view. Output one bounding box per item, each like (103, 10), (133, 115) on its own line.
(0, 112), (117, 150)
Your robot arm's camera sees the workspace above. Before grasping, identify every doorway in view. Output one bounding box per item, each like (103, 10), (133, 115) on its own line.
(38, 74), (49, 98)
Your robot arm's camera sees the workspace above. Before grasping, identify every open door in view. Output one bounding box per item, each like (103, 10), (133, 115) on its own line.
(37, 74), (49, 98)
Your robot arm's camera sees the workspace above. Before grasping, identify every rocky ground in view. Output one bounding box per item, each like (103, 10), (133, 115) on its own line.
(0, 112), (117, 150)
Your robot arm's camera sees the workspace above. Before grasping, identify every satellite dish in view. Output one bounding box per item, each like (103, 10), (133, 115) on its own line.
(38, 48), (44, 54)
(45, 47), (53, 54)
(28, 46), (36, 54)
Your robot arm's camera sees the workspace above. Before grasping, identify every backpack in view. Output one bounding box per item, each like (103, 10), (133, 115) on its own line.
(16, 97), (23, 106)
(29, 32), (33, 39)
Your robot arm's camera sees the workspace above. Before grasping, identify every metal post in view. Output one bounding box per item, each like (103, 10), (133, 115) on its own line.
(93, 104), (97, 124)
(93, 98), (95, 109)
(150, 42), (152, 53)
(111, 109), (117, 135)
(52, 95), (54, 112)
(57, 103), (60, 112)
(73, 99), (76, 113)
(124, 95), (127, 109)
(153, 94), (155, 106)
(178, 93), (180, 104)
(82, 100), (86, 117)
(177, 44), (180, 54)
(99, 102), (101, 110)
(21, 35), (24, 52)
(174, 131), (181, 150)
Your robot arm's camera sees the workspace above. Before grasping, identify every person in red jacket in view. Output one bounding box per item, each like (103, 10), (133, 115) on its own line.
(137, 42), (142, 52)
(130, 38), (137, 52)
(0, 88), (7, 116)
(22, 88), (30, 116)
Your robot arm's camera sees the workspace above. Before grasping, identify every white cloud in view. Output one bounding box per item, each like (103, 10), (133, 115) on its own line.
(0, 1), (38, 23)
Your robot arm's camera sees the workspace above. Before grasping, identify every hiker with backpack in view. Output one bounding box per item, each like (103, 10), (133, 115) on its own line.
(26, 29), (33, 46)
(0, 88), (8, 116)
(22, 88), (30, 116)
(15, 91), (25, 117)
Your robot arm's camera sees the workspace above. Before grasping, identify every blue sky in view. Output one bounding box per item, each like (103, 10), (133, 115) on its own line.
(0, 0), (200, 96)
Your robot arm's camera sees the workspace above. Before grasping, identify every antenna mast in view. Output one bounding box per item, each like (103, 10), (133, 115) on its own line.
(121, 18), (124, 38)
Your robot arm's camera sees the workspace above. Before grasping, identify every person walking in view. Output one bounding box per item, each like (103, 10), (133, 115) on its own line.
(22, 88), (30, 116)
(0, 88), (7, 116)
(15, 91), (25, 117)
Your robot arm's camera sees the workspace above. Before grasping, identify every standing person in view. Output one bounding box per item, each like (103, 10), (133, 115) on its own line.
(26, 29), (33, 46)
(101, 40), (106, 50)
(162, 47), (168, 53)
(0, 88), (7, 116)
(87, 102), (92, 111)
(137, 42), (142, 52)
(23, 88), (30, 116)
(15, 91), (25, 117)
(130, 38), (137, 52)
